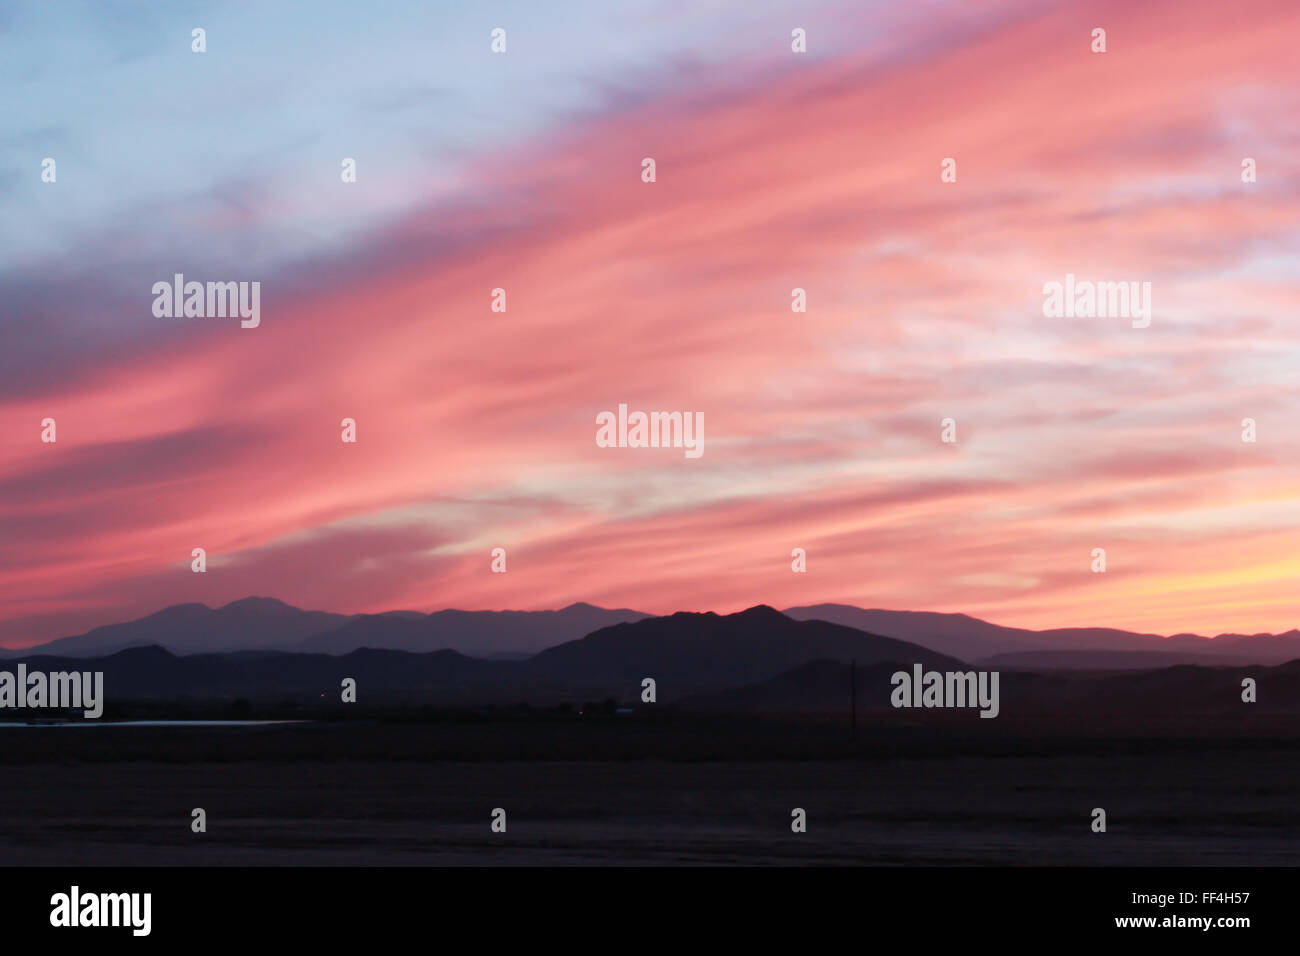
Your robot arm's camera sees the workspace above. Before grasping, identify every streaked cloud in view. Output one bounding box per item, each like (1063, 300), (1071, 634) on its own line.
(1, 0), (1297, 644)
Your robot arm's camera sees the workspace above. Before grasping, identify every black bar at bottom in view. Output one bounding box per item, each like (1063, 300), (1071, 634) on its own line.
(0, 866), (1280, 943)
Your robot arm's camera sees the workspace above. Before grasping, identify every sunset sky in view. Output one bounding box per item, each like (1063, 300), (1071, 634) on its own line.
(1, 0), (1298, 647)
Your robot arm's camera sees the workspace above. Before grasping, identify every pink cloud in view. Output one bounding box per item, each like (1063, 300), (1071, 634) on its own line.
(2, 0), (1298, 644)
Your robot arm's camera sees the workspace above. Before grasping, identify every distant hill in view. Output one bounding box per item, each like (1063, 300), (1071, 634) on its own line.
(7, 598), (1296, 666)
(681, 657), (1300, 717)
(782, 604), (1300, 666)
(4, 599), (650, 658)
(296, 603), (652, 655)
(0, 606), (961, 704)
(3, 598), (352, 658)
(680, 659), (920, 713)
(0, 644), (519, 703)
(976, 650), (1225, 670)
(525, 605), (965, 692)
(8, 603), (1299, 718)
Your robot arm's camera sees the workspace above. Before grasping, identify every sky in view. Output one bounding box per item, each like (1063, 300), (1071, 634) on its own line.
(1, 0), (1298, 646)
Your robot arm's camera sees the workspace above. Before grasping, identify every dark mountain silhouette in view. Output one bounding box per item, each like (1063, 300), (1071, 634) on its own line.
(782, 604), (1300, 666)
(525, 605), (966, 691)
(680, 659), (912, 713)
(6, 598), (1296, 666)
(1168, 629), (1300, 661)
(0, 606), (960, 704)
(2, 598), (352, 658)
(976, 650), (1227, 669)
(295, 602), (652, 655)
(0, 644), (517, 701)
(681, 657), (1300, 717)
(4, 599), (649, 659)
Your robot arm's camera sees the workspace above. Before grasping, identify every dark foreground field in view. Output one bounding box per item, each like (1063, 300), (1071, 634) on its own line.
(2, 716), (1297, 866)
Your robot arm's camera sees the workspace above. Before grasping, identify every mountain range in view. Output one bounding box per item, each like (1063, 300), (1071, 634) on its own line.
(0, 607), (960, 704)
(3, 598), (648, 659)
(5, 605), (1296, 720)
(6, 597), (1298, 666)
(782, 604), (1300, 666)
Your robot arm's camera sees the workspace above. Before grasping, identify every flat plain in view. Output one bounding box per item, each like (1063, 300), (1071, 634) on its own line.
(0, 717), (1295, 865)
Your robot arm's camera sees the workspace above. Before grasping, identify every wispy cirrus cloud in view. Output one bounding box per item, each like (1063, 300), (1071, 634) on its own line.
(1, 0), (1297, 645)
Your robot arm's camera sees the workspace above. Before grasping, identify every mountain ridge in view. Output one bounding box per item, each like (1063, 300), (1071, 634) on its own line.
(4, 597), (1297, 665)
(0, 606), (959, 703)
